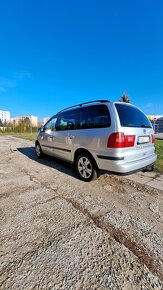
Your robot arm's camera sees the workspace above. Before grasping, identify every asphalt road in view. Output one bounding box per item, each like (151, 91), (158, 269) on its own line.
(0, 136), (163, 289)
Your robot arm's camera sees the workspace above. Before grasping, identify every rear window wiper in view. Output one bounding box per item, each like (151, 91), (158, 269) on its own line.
(141, 124), (152, 128)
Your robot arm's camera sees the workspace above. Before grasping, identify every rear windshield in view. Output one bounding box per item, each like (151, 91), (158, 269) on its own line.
(115, 103), (152, 128)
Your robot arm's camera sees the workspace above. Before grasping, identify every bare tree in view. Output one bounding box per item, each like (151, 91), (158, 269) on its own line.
(18, 117), (31, 133)
(23, 117), (31, 127)
(0, 119), (3, 126)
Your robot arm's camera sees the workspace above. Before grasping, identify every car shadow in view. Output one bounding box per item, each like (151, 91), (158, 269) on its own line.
(17, 147), (77, 179)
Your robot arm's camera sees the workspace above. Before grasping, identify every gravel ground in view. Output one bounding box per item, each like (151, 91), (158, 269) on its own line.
(0, 136), (163, 289)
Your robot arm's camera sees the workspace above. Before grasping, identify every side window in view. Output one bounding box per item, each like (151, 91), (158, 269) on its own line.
(56, 109), (80, 131)
(80, 105), (111, 129)
(44, 116), (57, 132)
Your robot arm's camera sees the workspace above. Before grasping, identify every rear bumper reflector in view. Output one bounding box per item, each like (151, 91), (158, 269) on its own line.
(97, 155), (124, 160)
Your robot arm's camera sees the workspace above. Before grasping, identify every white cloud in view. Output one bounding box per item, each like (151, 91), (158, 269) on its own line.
(0, 77), (17, 88)
(0, 70), (31, 93)
(13, 70), (31, 81)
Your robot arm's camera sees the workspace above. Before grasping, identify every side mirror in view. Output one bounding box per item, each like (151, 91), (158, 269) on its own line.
(38, 127), (44, 133)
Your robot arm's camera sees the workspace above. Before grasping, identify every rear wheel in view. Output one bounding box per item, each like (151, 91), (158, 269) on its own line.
(76, 154), (98, 182)
(35, 142), (43, 158)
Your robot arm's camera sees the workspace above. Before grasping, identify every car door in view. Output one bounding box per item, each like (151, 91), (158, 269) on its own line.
(53, 109), (80, 161)
(39, 116), (57, 156)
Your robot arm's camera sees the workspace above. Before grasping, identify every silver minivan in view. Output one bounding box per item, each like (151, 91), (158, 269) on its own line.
(35, 100), (157, 181)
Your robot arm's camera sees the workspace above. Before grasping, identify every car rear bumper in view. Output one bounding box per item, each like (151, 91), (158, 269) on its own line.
(97, 153), (157, 174)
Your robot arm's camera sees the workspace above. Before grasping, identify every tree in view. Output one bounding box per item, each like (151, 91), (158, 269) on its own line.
(119, 93), (131, 103)
(17, 117), (31, 133)
(23, 117), (31, 128)
(3, 120), (7, 127)
(0, 119), (3, 126)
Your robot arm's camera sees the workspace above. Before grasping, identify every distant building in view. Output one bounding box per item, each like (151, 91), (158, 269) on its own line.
(147, 115), (163, 121)
(43, 117), (50, 124)
(147, 114), (163, 133)
(155, 117), (163, 133)
(0, 110), (10, 125)
(10, 116), (38, 127)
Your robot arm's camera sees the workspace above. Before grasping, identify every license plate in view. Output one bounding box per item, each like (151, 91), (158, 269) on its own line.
(137, 136), (150, 144)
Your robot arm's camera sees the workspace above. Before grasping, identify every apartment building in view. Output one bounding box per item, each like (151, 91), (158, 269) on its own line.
(0, 110), (10, 125)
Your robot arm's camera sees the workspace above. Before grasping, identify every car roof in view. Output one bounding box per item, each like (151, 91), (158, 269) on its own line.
(58, 100), (110, 114)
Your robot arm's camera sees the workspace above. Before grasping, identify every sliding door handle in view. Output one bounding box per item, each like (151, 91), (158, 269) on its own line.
(69, 135), (75, 139)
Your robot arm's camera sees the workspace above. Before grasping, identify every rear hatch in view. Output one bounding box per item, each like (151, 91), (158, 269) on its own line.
(114, 103), (155, 162)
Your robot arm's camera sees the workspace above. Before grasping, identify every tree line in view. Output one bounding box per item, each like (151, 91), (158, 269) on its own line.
(0, 117), (38, 133)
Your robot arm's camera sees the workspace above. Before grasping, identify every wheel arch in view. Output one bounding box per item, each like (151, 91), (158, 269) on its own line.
(74, 148), (99, 169)
(35, 140), (39, 146)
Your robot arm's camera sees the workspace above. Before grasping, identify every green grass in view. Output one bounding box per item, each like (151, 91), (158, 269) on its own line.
(0, 132), (37, 141)
(13, 133), (37, 141)
(155, 139), (163, 173)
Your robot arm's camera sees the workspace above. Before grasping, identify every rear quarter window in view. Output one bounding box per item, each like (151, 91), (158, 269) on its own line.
(80, 105), (111, 129)
(115, 103), (152, 128)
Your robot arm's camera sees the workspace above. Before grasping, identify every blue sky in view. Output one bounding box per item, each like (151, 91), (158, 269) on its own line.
(0, 0), (163, 119)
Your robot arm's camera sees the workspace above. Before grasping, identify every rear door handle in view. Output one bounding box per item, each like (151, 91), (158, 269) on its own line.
(69, 135), (75, 139)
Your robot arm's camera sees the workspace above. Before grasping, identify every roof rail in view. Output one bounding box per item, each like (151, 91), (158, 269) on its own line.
(58, 100), (110, 114)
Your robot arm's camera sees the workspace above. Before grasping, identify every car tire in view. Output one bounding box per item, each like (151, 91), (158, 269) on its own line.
(75, 153), (98, 182)
(35, 142), (43, 158)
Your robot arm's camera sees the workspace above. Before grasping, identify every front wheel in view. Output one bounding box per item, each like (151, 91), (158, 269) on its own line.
(76, 154), (98, 182)
(35, 142), (43, 158)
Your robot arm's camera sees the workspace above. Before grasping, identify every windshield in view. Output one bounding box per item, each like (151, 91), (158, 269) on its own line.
(115, 103), (152, 128)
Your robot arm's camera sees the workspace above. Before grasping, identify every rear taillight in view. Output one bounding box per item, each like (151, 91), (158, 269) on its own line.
(151, 134), (155, 143)
(125, 135), (136, 147)
(107, 132), (135, 148)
